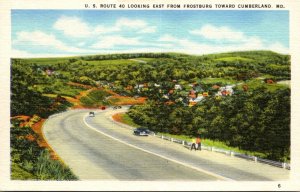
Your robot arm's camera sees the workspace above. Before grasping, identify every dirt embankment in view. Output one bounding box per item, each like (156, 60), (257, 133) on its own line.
(65, 82), (147, 108)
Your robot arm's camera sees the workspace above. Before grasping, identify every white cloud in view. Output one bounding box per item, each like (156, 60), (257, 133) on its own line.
(139, 26), (156, 34)
(94, 25), (119, 34)
(158, 34), (205, 52)
(159, 34), (178, 42)
(116, 17), (148, 29)
(190, 24), (245, 41)
(13, 30), (87, 53)
(267, 42), (289, 54)
(11, 49), (32, 58)
(11, 48), (81, 58)
(157, 33), (289, 55)
(114, 17), (156, 33)
(91, 35), (142, 49)
(77, 42), (86, 47)
(54, 16), (92, 38)
(53, 16), (156, 38)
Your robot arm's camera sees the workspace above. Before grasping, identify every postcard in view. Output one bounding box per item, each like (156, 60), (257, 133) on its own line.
(0, 0), (300, 191)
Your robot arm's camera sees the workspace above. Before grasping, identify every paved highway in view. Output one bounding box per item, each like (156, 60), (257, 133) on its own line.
(43, 108), (290, 181)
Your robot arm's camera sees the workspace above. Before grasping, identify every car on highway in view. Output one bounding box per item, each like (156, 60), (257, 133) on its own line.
(113, 105), (122, 109)
(133, 127), (151, 136)
(89, 112), (95, 117)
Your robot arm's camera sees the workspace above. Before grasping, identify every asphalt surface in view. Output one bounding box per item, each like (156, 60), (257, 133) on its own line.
(43, 108), (290, 181)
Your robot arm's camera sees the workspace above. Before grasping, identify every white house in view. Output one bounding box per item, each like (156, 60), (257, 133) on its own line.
(175, 84), (182, 90)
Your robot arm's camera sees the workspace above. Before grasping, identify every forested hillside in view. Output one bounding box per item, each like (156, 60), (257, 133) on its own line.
(11, 51), (290, 161)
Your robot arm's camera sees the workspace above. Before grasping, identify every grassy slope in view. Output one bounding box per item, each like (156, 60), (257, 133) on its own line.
(112, 113), (140, 127)
(76, 59), (139, 66)
(236, 79), (289, 92)
(11, 124), (78, 180)
(214, 56), (254, 62)
(19, 57), (77, 65)
(79, 89), (111, 107)
(11, 162), (37, 180)
(201, 77), (239, 85)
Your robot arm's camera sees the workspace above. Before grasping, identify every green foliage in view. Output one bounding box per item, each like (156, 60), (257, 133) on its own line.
(128, 86), (290, 162)
(10, 123), (78, 180)
(201, 77), (238, 85)
(236, 79), (289, 92)
(11, 162), (37, 180)
(116, 114), (268, 158)
(195, 87), (290, 161)
(53, 86), (85, 97)
(75, 59), (139, 66)
(214, 56), (254, 62)
(13, 51), (290, 90)
(79, 89), (110, 107)
(11, 61), (73, 118)
(117, 113), (140, 127)
(72, 76), (96, 86)
(35, 150), (77, 180)
(36, 82), (86, 97)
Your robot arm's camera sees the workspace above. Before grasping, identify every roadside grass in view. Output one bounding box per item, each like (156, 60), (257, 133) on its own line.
(35, 150), (78, 180)
(11, 162), (37, 180)
(200, 139), (265, 158)
(156, 133), (266, 158)
(107, 96), (146, 105)
(112, 113), (139, 127)
(11, 122), (78, 180)
(156, 132), (193, 142)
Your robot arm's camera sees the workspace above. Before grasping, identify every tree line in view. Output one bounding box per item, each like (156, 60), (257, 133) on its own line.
(128, 86), (290, 162)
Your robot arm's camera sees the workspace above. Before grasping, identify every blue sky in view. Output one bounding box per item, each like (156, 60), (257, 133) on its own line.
(12, 10), (289, 57)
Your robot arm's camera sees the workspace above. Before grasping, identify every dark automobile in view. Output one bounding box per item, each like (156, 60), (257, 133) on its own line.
(133, 127), (151, 136)
(89, 111), (95, 117)
(113, 105), (122, 109)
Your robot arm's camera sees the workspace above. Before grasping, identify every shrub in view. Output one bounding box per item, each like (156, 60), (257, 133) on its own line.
(11, 123), (78, 180)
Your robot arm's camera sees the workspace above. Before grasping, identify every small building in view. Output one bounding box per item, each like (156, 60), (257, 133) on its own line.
(189, 101), (197, 107)
(162, 94), (169, 99)
(169, 89), (174, 94)
(134, 84), (144, 89)
(45, 69), (54, 76)
(266, 79), (275, 84)
(218, 85), (234, 96)
(154, 83), (161, 87)
(125, 85), (133, 90)
(175, 84), (182, 90)
(189, 93), (196, 99)
(202, 92), (209, 97)
(194, 95), (204, 102)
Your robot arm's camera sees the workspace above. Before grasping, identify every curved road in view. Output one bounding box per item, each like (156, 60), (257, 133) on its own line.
(43, 108), (289, 181)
